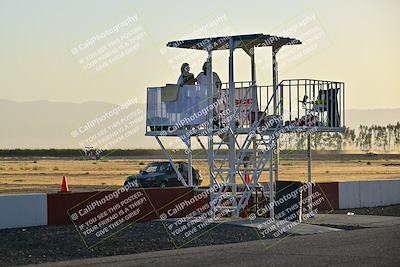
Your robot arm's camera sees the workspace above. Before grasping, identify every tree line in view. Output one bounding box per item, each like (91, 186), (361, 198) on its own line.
(280, 122), (400, 151)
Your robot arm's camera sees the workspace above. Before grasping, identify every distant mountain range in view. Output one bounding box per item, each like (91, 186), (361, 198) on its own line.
(0, 99), (399, 149)
(0, 99), (152, 149)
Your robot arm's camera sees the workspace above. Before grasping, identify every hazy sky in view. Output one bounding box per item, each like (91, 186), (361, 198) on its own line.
(1, 0), (399, 109)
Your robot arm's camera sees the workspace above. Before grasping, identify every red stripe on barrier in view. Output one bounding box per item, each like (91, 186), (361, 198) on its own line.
(313, 182), (339, 210)
(47, 188), (210, 225)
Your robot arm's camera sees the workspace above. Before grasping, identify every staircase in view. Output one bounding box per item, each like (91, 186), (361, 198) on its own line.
(210, 83), (285, 218)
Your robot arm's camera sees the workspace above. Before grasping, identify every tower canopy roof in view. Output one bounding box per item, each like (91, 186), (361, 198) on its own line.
(166, 33), (301, 51)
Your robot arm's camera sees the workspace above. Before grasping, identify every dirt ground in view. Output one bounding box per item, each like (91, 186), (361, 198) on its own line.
(0, 154), (399, 194)
(0, 204), (399, 266)
(0, 222), (262, 266)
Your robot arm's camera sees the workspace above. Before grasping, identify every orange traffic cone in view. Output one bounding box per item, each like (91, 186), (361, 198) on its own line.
(59, 176), (70, 193)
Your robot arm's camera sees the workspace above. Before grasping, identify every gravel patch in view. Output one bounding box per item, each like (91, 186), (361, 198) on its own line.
(0, 221), (261, 266)
(2, 205), (399, 266)
(321, 204), (400, 217)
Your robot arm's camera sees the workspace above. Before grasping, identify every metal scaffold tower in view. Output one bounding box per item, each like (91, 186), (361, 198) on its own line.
(145, 33), (345, 219)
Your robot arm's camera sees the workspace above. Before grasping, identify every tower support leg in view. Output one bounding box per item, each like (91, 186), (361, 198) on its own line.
(269, 150), (274, 219)
(187, 137), (193, 186)
(307, 134), (313, 216)
(228, 38), (238, 216)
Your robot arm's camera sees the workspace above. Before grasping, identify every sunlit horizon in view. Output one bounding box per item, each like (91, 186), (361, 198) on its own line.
(1, 0), (399, 109)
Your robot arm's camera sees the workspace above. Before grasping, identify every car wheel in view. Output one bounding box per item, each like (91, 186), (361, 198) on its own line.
(160, 182), (167, 188)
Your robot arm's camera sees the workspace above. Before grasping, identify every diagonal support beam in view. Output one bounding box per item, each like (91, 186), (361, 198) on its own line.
(155, 136), (188, 187)
(179, 135), (193, 186)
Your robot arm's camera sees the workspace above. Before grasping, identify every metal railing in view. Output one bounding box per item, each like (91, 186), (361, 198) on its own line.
(146, 79), (345, 133)
(275, 79), (345, 129)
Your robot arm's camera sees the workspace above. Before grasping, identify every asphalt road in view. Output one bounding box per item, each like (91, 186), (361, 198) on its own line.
(26, 224), (400, 267)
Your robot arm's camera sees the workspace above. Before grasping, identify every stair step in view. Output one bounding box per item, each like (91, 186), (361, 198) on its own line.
(254, 138), (270, 141)
(215, 182), (241, 187)
(214, 206), (237, 210)
(238, 161), (256, 164)
(240, 167), (271, 171)
(239, 161), (271, 165)
(213, 142), (229, 146)
(237, 149), (267, 154)
(216, 168), (241, 172)
(214, 167), (274, 172)
(236, 160), (272, 166)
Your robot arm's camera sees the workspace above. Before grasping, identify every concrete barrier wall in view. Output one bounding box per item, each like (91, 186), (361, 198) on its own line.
(338, 182), (360, 209)
(312, 182), (339, 210)
(0, 193), (47, 230)
(47, 187), (208, 225)
(1, 180), (400, 229)
(339, 180), (400, 209)
(379, 180), (400, 206)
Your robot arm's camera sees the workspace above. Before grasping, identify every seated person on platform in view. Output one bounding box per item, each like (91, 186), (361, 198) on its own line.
(196, 62), (223, 128)
(177, 63), (196, 87)
(196, 62), (222, 99)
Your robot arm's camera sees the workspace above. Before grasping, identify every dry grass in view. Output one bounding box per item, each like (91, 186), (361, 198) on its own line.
(0, 156), (399, 194)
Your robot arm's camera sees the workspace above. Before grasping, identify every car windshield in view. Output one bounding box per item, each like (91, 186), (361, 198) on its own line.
(142, 162), (172, 174)
(158, 163), (171, 172)
(143, 164), (158, 173)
